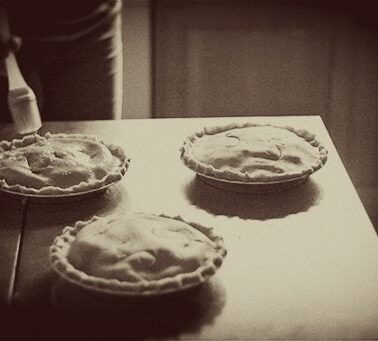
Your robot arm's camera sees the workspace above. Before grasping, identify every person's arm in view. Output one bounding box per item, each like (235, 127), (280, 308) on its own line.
(0, 1), (21, 59)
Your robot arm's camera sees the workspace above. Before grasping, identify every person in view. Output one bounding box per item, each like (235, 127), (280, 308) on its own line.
(0, 0), (123, 123)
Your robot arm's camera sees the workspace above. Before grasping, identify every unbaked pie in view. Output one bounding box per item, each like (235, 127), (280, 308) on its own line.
(180, 123), (327, 184)
(0, 133), (129, 195)
(50, 212), (226, 295)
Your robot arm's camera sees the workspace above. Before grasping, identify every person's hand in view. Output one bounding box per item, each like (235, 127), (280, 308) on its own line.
(0, 35), (21, 59)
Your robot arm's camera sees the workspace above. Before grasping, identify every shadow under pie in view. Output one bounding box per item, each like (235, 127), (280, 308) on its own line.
(49, 276), (226, 340)
(185, 176), (322, 220)
(21, 184), (129, 231)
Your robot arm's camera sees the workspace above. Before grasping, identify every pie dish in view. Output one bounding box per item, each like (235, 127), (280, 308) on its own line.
(0, 133), (129, 196)
(50, 212), (226, 296)
(180, 122), (327, 190)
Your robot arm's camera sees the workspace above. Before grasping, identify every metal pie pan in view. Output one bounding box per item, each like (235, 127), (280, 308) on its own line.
(0, 182), (118, 204)
(197, 173), (309, 193)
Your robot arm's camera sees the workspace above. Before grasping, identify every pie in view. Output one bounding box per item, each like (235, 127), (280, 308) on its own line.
(50, 212), (226, 295)
(0, 133), (129, 195)
(180, 123), (328, 184)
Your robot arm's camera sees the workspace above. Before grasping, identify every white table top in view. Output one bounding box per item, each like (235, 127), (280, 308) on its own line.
(8, 116), (378, 340)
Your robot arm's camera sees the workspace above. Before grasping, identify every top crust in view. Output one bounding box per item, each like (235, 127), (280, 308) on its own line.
(0, 133), (129, 195)
(180, 123), (328, 183)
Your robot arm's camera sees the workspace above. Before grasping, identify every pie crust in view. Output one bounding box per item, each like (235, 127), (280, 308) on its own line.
(180, 123), (328, 184)
(0, 133), (129, 195)
(50, 212), (227, 296)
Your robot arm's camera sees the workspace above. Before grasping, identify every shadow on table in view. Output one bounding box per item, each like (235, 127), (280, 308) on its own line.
(8, 274), (226, 340)
(185, 176), (322, 220)
(18, 184), (130, 229)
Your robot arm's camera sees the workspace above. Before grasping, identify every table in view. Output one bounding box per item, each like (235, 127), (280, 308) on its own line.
(1, 116), (378, 340)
